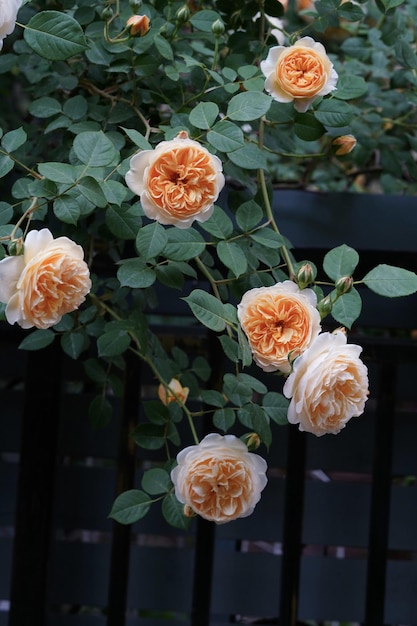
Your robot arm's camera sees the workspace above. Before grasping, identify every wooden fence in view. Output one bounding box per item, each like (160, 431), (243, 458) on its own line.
(1, 191), (417, 626)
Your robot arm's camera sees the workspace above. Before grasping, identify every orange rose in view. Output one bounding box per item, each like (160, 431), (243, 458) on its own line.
(0, 229), (91, 329)
(237, 281), (321, 373)
(283, 330), (369, 436)
(171, 433), (268, 524)
(260, 36), (338, 112)
(126, 14), (150, 37)
(158, 378), (189, 406)
(125, 131), (225, 229)
(332, 134), (357, 156)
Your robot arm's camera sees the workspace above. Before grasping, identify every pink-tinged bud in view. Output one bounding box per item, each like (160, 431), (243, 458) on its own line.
(158, 378), (189, 406)
(241, 432), (261, 451)
(296, 262), (316, 289)
(126, 14), (150, 37)
(332, 134), (357, 156)
(335, 275), (353, 295)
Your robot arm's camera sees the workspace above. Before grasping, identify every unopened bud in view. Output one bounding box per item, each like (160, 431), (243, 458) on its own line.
(101, 6), (114, 20)
(158, 378), (189, 406)
(335, 275), (353, 295)
(176, 5), (190, 25)
(211, 18), (225, 36)
(8, 239), (24, 256)
(129, 0), (142, 10)
(126, 14), (150, 37)
(296, 262), (315, 289)
(183, 504), (196, 518)
(317, 295), (333, 318)
(332, 134), (357, 156)
(241, 432), (261, 451)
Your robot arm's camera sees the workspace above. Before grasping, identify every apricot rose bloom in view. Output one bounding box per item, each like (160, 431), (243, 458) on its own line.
(0, 0), (22, 51)
(0, 229), (91, 330)
(237, 281), (321, 373)
(283, 330), (369, 436)
(158, 378), (189, 406)
(171, 433), (268, 524)
(260, 36), (338, 112)
(125, 131), (225, 229)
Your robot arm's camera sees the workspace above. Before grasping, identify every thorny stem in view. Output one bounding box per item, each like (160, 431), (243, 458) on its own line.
(258, 119), (296, 280)
(88, 292), (200, 445)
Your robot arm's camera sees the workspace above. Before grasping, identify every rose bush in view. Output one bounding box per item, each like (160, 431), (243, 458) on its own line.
(1, 0), (417, 527)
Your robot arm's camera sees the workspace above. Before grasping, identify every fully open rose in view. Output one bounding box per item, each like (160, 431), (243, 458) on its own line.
(171, 433), (268, 524)
(0, 0), (21, 51)
(237, 281), (321, 373)
(125, 131), (225, 228)
(283, 330), (369, 436)
(260, 36), (338, 112)
(0, 229), (91, 329)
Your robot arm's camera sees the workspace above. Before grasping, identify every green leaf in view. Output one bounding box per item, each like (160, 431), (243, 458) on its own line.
(29, 97), (62, 118)
(236, 200), (264, 231)
(213, 408), (236, 432)
(323, 244), (359, 280)
(192, 355), (211, 381)
(97, 330), (131, 357)
(227, 91), (272, 122)
(314, 100), (354, 127)
(218, 335), (239, 363)
(108, 490), (151, 524)
(0, 154), (14, 178)
(331, 287), (362, 329)
(395, 40), (417, 70)
(333, 75), (368, 100)
(0, 202), (13, 225)
(207, 121), (245, 152)
(223, 373), (253, 406)
(131, 424), (166, 449)
(190, 10), (222, 32)
(135, 222), (168, 259)
(189, 102), (219, 130)
(294, 112), (326, 141)
(238, 373), (267, 394)
(238, 403), (272, 447)
(162, 492), (191, 530)
(142, 468), (171, 495)
(262, 392), (289, 425)
(228, 144), (267, 170)
(363, 264), (417, 297)
(200, 389), (226, 407)
(117, 259), (156, 288)
(183, 289), (235, 332)
(217, 240), (247, 277)
(378, 0), (404, 10)
(199, 205), (233, 239)
(88, 395), (112, 429)
(73, 131), (117, 167)
(238, 325), (252, 367)
(154, 34), (174, 60)
(105, 205), (142, 239)
(121, 127), (152, 150)
(18, 329), (55, 351)
(1, 127), (27, 152)
(164, 228), (206, 261)
(337, 2), (364, 20)
(77, 176), (108, 208)
(53, 195), (80, 225)
(37, 162), (78, 183)
(61, 330), (87, 359)
(250, 229), (284, 248)
(24, 11), (88, 61)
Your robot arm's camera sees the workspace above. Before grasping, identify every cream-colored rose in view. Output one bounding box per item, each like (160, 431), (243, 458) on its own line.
(125, 131), (225, 229)
(171, 433), (268, 524)
(0, 229), (91, 330)
(283, 330), (369, 436)
(237, 281), (321, 373)
(260, 36), (338, 112)
(0, 0), (22, 51)
(158, 378), (189, 406)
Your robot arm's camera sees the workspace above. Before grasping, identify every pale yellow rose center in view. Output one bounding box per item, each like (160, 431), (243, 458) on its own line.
(22, 252), (90, 327)
(276, 47), (327, 97)
(147, 146), (218, 217)
(242, 294), (312, 360)
(186, 456), (252, 520)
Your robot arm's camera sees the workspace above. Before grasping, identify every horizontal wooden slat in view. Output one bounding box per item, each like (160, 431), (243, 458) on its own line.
(385, 561), (417, 623)
(299, 557), (366, 622)
(302, 482), (371, 547)
(127, 547), (194, 612)
(211, 552), (281, 615)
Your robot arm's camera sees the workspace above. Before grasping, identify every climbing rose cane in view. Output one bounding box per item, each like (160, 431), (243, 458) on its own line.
(260, 36), (338, 112)
(0, 229), (91, 329)
(125, 131), (225, 229)
(237, 280), (321, 373)
(283, 329), (369, 436)
(171, 433), (268, 524)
